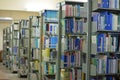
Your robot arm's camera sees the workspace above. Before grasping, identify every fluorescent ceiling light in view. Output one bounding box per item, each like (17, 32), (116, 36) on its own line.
(65, 0), (88, 2)
(0, 17), (13, 21)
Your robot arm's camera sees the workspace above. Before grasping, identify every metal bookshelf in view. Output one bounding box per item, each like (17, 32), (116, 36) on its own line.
(8, 25), (12, 70)
(3, 28), (7, 65)
(28, 16), (41, 80)
(90, 0), (120, 80)
(39, 10), (58, 80)
(57, 1), (88, 80)
(18, 20), (29, 78)
(11, 22), (19, 73)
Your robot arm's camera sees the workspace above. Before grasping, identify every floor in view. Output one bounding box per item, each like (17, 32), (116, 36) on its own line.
(0, 63), (27, 80)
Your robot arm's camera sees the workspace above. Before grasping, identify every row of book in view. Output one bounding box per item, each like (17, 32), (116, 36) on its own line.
(19, 48), (28, 57)
(61, 51), (81, 68)
(13, 39), (19, 47)
(62, 19), (86, 34)
(31, 48), (39, 60)
(31, 27), (40, 37)
(67, 37), (84, 50)
(12, 23), (19, 30)
(43, 10), (58, 22)
(31, 38), (40, 48)
(92, 12), (120, 31)
(42, 48), (57, 61)
(21, 20), (29, 28)
(96, 55), (120, 74)
(61, 69), (85, 80)
(97, 34), (120, 52)
(20, 29), (29, 38)
(20, 38), (29, 47)
(13, 31), (19, 39)
(45, 23), (58, 35)
(30, 60), (39, 72)
(43, 36), (58, 48)
(42, 62), (56, 75)
(62, 4), (84, 17)
(20, 57), (28, 66)
(31, 16), (40, 26)
(93, 0), (120, 9)
(12, 47), (18, 55)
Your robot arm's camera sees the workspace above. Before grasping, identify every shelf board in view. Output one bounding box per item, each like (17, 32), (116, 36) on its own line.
(97, 73), (120, 76)
(31, 36), (40, 38)
(97, 51), (120, 54)
(61, 1), (84, 6)
(63, 16), (85, 19)
(93, 8), (120, 14)
(45, 21), (58, 23)
(32, 70), (39, 73)
(43, 74), (56, 77)
(44, 61), (56, 63)
(65, 49), (81, 52)
(31, 59), (39, 61)
(45, 33), (58, 36)
(96, 30), (120, 33)
(66, 32), (87, 36)
(61, 66), (82, 69)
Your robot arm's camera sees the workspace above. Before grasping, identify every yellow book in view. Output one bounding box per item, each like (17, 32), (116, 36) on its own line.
(45, 48), (50, 61)
(82, 72), (85, 80)
(35, 61), (38, 70)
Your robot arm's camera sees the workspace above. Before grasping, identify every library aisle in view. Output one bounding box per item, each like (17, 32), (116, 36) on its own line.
(0, 63), (27, 80)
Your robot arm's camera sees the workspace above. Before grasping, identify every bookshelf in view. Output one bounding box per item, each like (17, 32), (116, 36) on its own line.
(91, 0), (120, 80)
(8, 25), (12, 70)
(40, 10), (58, 80)
(57, 1), (87, 80)
(3, 28), (7, 65)
(11, 22), (19, 73)
(18, 20), (29, 77)
(28, 16), (41, 80)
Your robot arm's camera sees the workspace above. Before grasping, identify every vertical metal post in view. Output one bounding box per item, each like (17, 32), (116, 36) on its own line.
(28, 17), (32, 80)
(56, 3), (62, 80)
(87, 0), (92, 80)
(39, 13), (43, 80)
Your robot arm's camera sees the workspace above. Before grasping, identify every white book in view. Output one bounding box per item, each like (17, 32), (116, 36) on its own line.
(112, 14), (118, 31)
(113, 37), (116, 52)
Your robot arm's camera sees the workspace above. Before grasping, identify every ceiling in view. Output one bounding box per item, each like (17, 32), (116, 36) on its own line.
(0, 0), (88, 12)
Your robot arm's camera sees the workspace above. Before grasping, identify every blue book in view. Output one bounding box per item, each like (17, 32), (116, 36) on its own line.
(71, 53), (75, 66)
(97, 34), (102, 52)
(70, 19), (74, 33)
(102, 0), (109, 8)
(104, 12), (112, 30)
(75, 38), (80, 50)
(106, 57), (109, 74)
(61, 55), (67, 67)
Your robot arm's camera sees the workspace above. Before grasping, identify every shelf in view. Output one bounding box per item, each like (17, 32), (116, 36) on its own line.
(64, 49), (81, 52)
(63, 16), (86, 19)
(96, 30), (120, 33)
(93, 8), (120, 14)
(31, 59), (39, 61)
(60, 1), (84, 6)
(44, 61), (56, 63)
(96, 73), (120, 76)
(61, 66), (82, 69)
(32, 70), (39, 73)
(97, 51), (120, 54)
(31, 36), (40, 38)
(45, 33), (58, 36)
(44, 74), (55, 76)
(45, 21), (58, 23)
(66, 32), (87, 37)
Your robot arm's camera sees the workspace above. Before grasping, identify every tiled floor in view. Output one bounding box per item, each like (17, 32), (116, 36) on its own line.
(0, 63), (27, 80)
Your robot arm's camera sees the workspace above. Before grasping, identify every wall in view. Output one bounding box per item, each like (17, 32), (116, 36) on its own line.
(0, 10), (39, 50)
